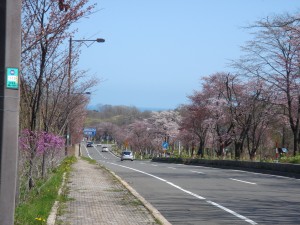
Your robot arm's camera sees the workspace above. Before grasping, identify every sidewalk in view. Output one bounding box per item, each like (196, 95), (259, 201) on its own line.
(54, 158), (169, 225)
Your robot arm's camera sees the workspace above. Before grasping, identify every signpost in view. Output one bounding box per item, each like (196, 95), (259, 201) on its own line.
(162, 141), (169, 157)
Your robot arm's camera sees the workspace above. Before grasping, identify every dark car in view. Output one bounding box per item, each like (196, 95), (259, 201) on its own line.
(86, 142), (93, 147)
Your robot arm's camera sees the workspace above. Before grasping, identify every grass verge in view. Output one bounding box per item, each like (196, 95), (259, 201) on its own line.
(14, 156), (77, 225)
(81, 156), (97, 164)
(279, 154), (300, 164)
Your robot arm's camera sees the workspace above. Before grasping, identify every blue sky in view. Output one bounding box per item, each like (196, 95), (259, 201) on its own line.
(74, 0), (300, 110)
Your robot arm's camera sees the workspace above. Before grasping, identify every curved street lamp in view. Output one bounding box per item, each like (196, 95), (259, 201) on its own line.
(65, 37), (105, 155)
(68, 37), (105, 96)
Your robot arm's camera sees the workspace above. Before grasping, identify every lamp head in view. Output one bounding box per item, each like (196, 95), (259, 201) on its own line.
(96, 38), (105, 43)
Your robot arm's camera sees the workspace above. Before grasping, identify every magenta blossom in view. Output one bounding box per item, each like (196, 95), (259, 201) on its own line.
(19, 129), (64, 155)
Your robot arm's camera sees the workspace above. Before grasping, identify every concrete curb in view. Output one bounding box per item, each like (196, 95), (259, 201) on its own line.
(107, 169), (172, 225)
(47, 172), (66, 225)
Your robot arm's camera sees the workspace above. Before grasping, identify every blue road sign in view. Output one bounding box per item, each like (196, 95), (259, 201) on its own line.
(83, 128), (96, 136)
(162, 141), (169, 150)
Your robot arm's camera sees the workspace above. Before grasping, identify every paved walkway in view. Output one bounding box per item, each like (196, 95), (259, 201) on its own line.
(55, 159), (160, 225)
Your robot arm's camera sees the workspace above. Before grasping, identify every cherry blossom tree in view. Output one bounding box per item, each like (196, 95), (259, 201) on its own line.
(146, 110), (181, 147)
(20, 0), (98, 190)
(200, 73), (235, 157)
(21, 0), (97, 132)
(241, 79), (275, 160)
(95, 122), (118, 142)
(126, 120), (153, 157)
(112, 125), (128, 149)
(177, 128), (197, 157)
(180, 99), (211, 158)
(234, 13), (300, 156)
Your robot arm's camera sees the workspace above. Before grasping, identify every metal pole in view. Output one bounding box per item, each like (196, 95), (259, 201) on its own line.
(65, 37), (72, 156)
(0, 0), (21, 224)
(68, 37), (72, 100)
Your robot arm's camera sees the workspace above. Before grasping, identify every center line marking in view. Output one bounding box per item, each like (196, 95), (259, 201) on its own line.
(230, 178), (257, 185)
(191, 170), (204, 174)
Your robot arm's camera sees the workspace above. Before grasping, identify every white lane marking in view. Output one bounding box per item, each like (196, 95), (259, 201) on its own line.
(151, 164), (158, 167)
(95, 149), (109, 160)
(168, 167), (176, 170)
(165, 181), (205, 200)
(108, 150), (120, 158)
(107, 162), (257, 225)
(179, 164), (299, 181)
(230, 169), (300, 181)
(207, 201), (257, 225)
(82, 145), (92, 159)
(230, 178), (257, 185)
(190, 170), (205, 174)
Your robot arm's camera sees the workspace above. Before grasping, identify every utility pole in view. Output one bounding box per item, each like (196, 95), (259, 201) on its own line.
(0, 0), (21, 224)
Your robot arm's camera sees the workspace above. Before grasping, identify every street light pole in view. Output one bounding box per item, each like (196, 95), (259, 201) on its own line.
(65, 37), (72, 155)
(65, 37), (105, 155)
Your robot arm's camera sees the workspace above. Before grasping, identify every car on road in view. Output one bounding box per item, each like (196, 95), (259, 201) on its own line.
(86, 141), (93, 147)
(102, 146), (109, 152)
(121, 151), (133, 161)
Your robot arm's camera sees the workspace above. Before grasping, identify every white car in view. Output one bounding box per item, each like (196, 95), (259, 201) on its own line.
(121, 151), (133, 161)
(102, 146), (109, 152)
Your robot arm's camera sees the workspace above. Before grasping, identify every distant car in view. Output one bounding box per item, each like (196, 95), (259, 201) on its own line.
(102, 146), (109, 152)
(86, 142), (93, 147)
(121, 151), (133, 161)
(97, 143), (102, 146)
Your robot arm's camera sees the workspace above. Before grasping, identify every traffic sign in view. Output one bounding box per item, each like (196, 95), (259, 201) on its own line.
(162, 141), (169, 150)
(6, 67), (19, 89)
(83, 128), (96, 136)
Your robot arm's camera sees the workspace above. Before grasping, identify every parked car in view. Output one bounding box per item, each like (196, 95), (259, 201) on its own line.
(86, 141), (93, 147)
(121, 151), (133, 161)
(102, 146), (109, 152)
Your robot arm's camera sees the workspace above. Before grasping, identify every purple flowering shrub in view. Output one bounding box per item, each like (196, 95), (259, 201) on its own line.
(19, 129), (65, 190)
(19, 129), (64, 155)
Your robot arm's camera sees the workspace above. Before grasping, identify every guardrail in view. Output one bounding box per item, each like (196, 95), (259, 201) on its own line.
(152, 157), (300, 178)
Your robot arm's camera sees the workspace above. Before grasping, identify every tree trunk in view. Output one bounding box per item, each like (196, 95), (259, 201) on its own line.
(191, 143), (195, 157)
(28, 151), (35, 189)
(216, 145), (223, 157)
(197, 141), (205, 158)
(249, 150), (256, 161)
(41, 151), (46, 178)
(234, 141), (243, 160)
(293, 131), (298, 156)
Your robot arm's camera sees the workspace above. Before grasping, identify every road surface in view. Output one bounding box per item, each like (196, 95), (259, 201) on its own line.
(81, 144), (300, 225)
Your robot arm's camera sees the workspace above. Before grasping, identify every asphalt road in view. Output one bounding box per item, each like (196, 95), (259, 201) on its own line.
(81, 144), (300, 225)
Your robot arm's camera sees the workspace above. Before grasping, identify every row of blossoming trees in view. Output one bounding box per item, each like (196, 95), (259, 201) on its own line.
(92, 12), (300, 160)
(18, 0), (98, 197)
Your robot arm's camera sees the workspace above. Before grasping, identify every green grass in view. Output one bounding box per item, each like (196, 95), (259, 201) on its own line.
(81, 156), (97, 164)
(279, 154), (300, 164)
(14, 156), (77, 225)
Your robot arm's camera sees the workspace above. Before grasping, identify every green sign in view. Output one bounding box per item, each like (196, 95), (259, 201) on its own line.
(6, 67), (19, 89)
